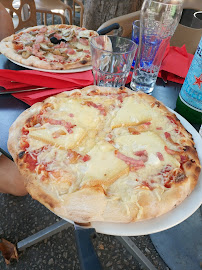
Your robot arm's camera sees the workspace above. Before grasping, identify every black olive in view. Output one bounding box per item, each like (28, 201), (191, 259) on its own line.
(18, 151), (25, 159)
(50, 36), (60, 44)
(80, 59), (87, 64)
(59, 39), (67, 43)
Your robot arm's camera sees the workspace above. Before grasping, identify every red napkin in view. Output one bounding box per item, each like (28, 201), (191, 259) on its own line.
(0, 69), (94, 105)
(126, 44), (194, 85)
(158, 44), (194, 84)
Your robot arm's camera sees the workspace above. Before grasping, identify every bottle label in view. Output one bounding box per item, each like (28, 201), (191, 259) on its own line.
(180, 38), (202, 111)
(179, 93), (202, 112)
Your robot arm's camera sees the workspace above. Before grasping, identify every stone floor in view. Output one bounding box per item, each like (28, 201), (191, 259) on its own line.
(0, 193), (169, 270)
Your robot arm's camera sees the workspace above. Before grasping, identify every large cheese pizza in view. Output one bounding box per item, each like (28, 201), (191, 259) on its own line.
(8, 86), (201, 223)
(0, 25), (98, 70)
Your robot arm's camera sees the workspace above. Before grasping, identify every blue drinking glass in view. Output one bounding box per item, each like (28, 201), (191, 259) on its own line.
(131, 20), (140, 67)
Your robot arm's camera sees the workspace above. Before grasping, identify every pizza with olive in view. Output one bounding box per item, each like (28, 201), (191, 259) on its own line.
(0, 25), (98, 70)
(8, 86), (201, 223)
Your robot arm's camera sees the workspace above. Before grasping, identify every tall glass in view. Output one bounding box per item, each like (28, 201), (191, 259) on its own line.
(130, 0), (184, 94)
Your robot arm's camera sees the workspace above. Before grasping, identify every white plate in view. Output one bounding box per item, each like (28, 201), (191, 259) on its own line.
(8, 57), (92, 73)
(62, 109), (202, 236)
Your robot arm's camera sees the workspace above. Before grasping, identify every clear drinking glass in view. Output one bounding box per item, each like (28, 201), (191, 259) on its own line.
(130, 0), (184, 94)
(90, 35), (137, 87)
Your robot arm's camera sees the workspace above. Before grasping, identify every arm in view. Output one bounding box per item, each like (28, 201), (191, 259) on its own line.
(0, 154), (28, 196)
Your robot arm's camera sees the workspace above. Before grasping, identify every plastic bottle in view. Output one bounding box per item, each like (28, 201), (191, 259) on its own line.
(176, 37), (202, 124)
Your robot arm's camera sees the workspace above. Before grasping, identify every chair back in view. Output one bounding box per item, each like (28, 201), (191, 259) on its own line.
(72, 0), (84, 27)
(97, 11), (140, 38)
(170, 0), (202, 54)
(0, 0), (37, 32)
(0, 2), (14, 41)
(35, 0), (73, 26)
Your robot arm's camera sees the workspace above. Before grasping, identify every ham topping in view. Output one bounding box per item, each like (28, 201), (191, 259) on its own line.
(156, 152), (164, 161)
(115, 150), (145, 170)
(43, 118), (76, 134)
(54, 42), (69, 48)
(32, 43), (40, 55)
(54, 33), (62, 40)
(167, 115), (178, 125)
(134, 150), (148, 162)
(164, 146), (183, 156)
(66, 48), (76, 55)
(79, 38), (89, 46)
(83, 101), (107, 116)
(35, 34), (45, 43)
(39, 26), (48, 33)
(164, 132), (179, 146)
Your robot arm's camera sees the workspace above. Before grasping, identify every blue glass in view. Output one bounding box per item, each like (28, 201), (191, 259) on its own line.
(140, 35), (161, 67)
(131, 20), (140, 67)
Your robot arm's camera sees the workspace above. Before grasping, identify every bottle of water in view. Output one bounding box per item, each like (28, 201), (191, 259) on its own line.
(176, 37), (202, 124)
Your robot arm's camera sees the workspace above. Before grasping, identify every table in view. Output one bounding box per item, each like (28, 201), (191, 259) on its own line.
(0, 54), (201, 270)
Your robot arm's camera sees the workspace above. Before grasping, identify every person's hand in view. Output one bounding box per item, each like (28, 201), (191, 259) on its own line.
(0, 155), (28, 196)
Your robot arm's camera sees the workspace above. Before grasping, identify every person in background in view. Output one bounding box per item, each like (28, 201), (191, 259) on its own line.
(0, 153), (27, 196)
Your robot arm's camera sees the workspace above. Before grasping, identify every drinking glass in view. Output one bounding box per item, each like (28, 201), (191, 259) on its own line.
(130, 0), (184, 94)
(90, 35), (137, 87)
(131, 20), (140, 67)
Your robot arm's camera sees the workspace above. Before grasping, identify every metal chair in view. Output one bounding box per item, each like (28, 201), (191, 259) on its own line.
(97, 11), (140, 38)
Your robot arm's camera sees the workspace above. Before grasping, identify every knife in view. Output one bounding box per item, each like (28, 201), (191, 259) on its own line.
(0, 86), (50, 95)
(74, 223), (103, 270)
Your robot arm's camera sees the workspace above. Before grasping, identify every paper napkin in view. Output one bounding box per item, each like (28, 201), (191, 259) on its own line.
(0, 69), (94, 105)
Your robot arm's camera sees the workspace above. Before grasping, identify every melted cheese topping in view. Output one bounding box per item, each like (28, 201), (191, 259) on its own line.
(22, 90), (185, 205)
(14, 25), (98, 64)
(81, 141), (129, 186)
(29, 124), (86, 150)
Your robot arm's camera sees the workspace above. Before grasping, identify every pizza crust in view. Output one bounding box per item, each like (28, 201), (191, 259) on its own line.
(8, 86), (201, 223)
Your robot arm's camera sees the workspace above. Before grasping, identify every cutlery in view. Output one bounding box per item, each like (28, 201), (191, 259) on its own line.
(0, 86), (50, 95)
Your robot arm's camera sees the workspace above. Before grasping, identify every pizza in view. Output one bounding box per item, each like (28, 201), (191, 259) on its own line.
(8, 86), (201, 223)
(0, 25), (98, 70)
